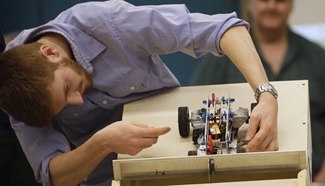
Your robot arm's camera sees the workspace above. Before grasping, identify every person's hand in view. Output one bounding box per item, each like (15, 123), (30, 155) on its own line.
(95, 121), (170, 155)
(245, 93), (279, 152)
(314, 159), (325, 182)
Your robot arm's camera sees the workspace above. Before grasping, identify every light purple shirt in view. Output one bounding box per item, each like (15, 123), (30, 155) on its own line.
(6, 0), (248, 185)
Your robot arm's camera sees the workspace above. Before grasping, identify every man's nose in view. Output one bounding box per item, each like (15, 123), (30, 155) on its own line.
(66, 92), (84, 106)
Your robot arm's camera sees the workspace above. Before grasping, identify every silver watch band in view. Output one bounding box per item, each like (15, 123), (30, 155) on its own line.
(254, 83), (278, 102)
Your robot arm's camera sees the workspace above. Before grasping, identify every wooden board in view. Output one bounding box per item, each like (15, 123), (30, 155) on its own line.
(114, 80), (311, 185)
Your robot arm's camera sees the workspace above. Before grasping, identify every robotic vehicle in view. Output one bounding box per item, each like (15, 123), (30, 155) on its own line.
(178, 93), (251, 156)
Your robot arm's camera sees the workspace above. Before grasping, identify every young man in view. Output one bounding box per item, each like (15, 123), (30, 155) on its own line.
(0, 0), (278, 185)
(192, 0), (325, 181)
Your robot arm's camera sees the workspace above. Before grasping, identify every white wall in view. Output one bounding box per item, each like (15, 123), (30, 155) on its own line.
(289, 0), (325, 48)
(289, 0), (325, 25)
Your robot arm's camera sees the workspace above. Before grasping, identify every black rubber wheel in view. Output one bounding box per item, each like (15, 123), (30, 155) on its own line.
(178, 106), (190, 137)
(188, 150), (197, 156)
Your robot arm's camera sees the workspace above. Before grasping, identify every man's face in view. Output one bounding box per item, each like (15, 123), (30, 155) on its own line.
(48, 57), (93, 114)
(248, 0), (293, 30)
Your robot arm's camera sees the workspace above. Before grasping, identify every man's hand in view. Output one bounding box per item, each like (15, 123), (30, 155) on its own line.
(95, 121), (170, 155)
(245, 93), (279, 152)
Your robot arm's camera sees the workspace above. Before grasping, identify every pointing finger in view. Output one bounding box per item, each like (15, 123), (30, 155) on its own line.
(131, 122), (150, 128)
(140, 126), (171, 138)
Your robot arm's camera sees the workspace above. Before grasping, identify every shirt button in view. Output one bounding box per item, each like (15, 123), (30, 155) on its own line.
(130, 86), (135, 91)
(74, 113), (79, 117)
(102, 100), (108, 104)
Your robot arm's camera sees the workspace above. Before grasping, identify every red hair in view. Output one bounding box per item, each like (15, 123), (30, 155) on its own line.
(0, 42), (59, 127)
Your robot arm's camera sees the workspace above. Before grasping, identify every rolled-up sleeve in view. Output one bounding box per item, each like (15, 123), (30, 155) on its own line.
(111, 1), (249, 58)
(188, 12), (249, 57)
(10, 117), (70, 186)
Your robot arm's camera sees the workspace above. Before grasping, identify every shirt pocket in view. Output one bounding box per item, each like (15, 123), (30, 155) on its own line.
(105, 66), (147, 97)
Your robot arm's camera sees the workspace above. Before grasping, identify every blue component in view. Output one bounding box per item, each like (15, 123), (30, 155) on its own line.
(223, 111), (226, 116)
(208, 113), (212, 119)
(229, 110), (233, 117)
(229, 118), (233, 123)
(228, 140), (232, 144)
(230, 98), (235, 102)
(203, 100), (207, 104)
(202, 114), (206, 122)
(201, 141), (205, 145)
(208, 99), (212, 107)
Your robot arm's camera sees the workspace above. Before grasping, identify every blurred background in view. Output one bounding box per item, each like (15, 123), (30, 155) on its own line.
(1, 0), (324, 86)
(288, 0), (325, 49)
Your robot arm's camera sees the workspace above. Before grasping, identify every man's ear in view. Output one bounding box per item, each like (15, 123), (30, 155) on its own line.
(39, 45), (60, 62)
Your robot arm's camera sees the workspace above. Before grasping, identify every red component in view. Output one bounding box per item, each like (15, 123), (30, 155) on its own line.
(208, 135), (213, 154)
(212, 93), (215, 103)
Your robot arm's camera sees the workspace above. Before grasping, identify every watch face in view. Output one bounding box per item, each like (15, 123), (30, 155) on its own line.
(264, 83), (278, 95)
(261, 84), (269, 91)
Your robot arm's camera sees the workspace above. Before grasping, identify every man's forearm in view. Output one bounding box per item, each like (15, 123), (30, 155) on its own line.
(220, 25), (268, 90)
(49, 133), (111, 186)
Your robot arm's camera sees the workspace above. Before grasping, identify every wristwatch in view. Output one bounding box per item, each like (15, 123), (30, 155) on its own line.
(254, 83), (278, 102)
